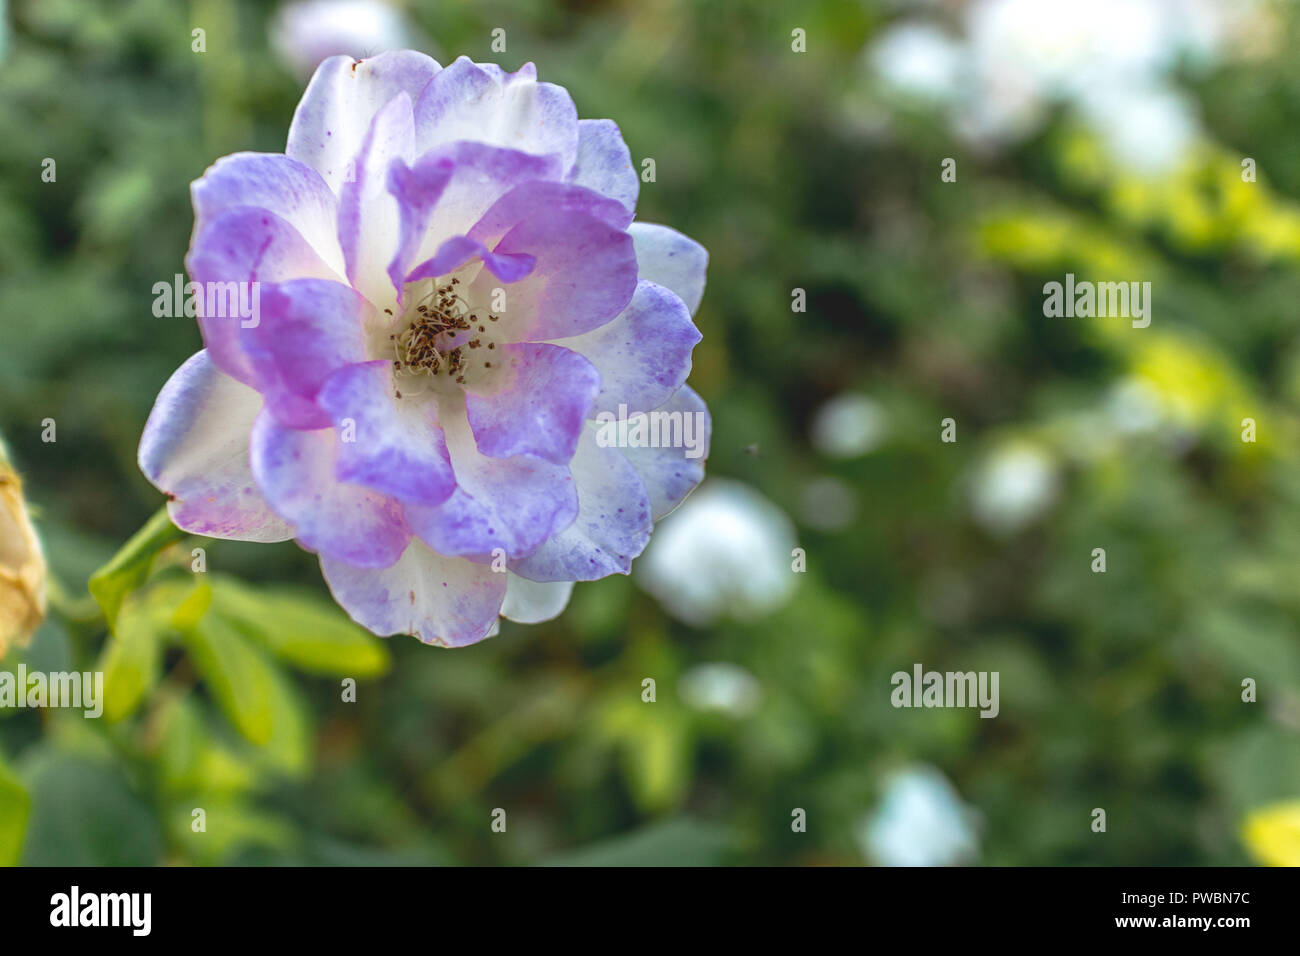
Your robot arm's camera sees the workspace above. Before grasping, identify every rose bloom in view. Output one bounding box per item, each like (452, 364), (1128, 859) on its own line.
(140, 53), (709, 646)
(0, 439), (46, 656)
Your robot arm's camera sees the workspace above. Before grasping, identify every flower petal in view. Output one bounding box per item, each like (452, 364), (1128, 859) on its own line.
(468, 178), (632, 241)
(550, 280), (699, 416)
(403, 395), (577, 561)
(628, 222), (708, 317)
(464, 343), (600, 464)
(250, 410), (410, 567)
(139, 350), (292, 542)
(192, 152), (345, 276)
(510, 426), (652, 582)
(315, 360), (456, 507)
(465, 191), (638, 341)
(286, 50), (442, 195)
(567, 119), (638, 215)
(388, 141), (560, 295)
(501, 574), (574, 624)
(413, 57), (579, 170)
(405, 235), (535, 285)
(186, 207), (345, 385)
(338, 90), (416, 311)
(614, 385), (710, 521)
(320, 541), (506, 646)
(240, 278), (374, 429)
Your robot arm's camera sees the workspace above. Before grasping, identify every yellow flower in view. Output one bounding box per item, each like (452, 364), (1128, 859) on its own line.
(1242, 801), (1300, 867)
(0, 443), (46, 657)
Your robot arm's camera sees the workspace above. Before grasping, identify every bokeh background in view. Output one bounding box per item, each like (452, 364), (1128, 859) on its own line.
(3, 0), (1300, 866)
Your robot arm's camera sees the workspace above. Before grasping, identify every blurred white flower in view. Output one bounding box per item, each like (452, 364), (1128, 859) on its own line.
(637, 479), (797, 626)
(866, 0), (1247, 172)
(271, 0), (423, 78)
(858, 766), (979, 867)
(970, 441), (1058, 535)
(1078, 84), (1199, 174)
(797, 475), (858, 532)
(870, 23), (962, 101)
(811, 393), (887, 459)
(1105, 377), (1165, 435)
(679, 662), (762, 717)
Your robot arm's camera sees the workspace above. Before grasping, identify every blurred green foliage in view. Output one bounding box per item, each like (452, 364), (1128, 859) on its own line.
(1, 0), (1299, 865)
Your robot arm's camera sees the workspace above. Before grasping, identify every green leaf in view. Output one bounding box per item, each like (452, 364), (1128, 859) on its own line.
(166, 796), (297, 865)
(87, 507), (184, 630)
(0, 752), (30, 866)
(17, 750), (161, 865)
(159, 580), (313, 785)
(155, 693), (262, 797)
(156, 681), (310, 796)
(210, 577), (389, 677)
(156, 695), (210, 795)
(168, 575), (213, 630)
(601, 697), (692, 813)
(243, 656), (312, 780)
(96, 593), (169, 722)
(183, 610), (279, 746)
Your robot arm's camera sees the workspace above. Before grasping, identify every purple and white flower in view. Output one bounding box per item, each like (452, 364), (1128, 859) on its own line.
(140, 53), (709, 646)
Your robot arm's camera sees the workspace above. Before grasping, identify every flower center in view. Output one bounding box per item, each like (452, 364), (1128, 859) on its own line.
(388, 277), (502, 396)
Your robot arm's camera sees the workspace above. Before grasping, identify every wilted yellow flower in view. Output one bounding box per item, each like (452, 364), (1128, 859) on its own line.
(0, 443), (46, 656)
(1241, 801), (1300, 867)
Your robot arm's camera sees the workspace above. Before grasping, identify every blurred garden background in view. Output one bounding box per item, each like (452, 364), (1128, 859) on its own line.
(3, 0), (1300, 866)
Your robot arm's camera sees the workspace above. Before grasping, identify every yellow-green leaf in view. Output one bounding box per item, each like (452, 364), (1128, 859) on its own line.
(97, 595), (166, 722)
(167, 796), (296, 865)
(210, 577), (388, 677)
(247, 657), (312, 779)
(1242, 800), (1300, 867)
(0, 752), (30, 866)
(87, 507), (184, 630)
(184, 612), (278, 746)
(156, 695), (208, 795)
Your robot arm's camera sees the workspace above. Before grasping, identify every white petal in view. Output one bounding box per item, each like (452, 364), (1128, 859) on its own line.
(616, 385), (710, 522)
(337, 91), (416, 311)
(501, 574), (574, 624)
(628, 223), (708, 316)
(567, 119), (639, 214)
(509, 426), (652, 583)
(138, 351), (292, 542)
(413, 58), (579, 169)
(286, 50), (441, 195)
(190, 151), (346, 278)
(320, 539), (506, 647)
